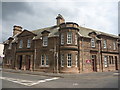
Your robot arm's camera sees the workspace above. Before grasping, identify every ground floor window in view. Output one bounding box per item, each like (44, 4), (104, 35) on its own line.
(61, 54), (64, 67)
(46, 55), (49, 66)
(109, 56), (114, 65)
(67, 54), (72, 67)
(41, 54), (49, 67)
(75, 54), (78, 67)
(104, 56), (108, 68)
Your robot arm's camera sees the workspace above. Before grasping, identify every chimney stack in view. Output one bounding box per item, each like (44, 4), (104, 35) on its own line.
(56, 14), (65, 25)
(13, 25), (22, 36)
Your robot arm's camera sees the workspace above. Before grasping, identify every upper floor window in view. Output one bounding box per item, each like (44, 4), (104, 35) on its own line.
(19, 40), (23, 48)
(104, 56), (108, 68)
(103, 40), (107, 48)
(43, 36), (48, 46)
(75, 35), (77, 45)
(113, 42), (116, 50)
(67, 32), (72, 44)
(27, 39), (31, 48)
(67, 54), (72, 67)
(8, 43), (12, 49)
(61, 54), (64, 67)
(91, 38), (95, 47)
(61, 34), (64, 45)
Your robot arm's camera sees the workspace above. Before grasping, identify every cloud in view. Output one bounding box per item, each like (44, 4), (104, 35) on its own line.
(2, 2), (34, 21)
(1, 1), (118, 42)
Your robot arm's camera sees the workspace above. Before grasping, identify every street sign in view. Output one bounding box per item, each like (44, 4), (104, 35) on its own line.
(86, 60), (91, 63)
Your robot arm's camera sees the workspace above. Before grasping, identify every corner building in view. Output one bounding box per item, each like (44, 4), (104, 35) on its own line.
(3, 14), (119, 73)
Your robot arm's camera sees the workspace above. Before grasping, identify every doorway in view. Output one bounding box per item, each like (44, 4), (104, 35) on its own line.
(115, 56), (118, 70)
(19, 55), (22, 69)
(26, 55), (31, 70)
(92, 55), (97, 72)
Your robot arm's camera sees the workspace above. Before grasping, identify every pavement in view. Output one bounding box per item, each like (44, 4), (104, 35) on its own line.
(2, 68), (119, 78)
(1, 68), (119, 88)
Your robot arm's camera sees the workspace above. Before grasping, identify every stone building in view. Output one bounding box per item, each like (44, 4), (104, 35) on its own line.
(3, 14), (119, 73)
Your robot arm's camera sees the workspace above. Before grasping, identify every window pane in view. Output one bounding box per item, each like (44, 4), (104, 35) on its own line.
(103, 40), (107, 48)
(27, 39), (31, 48)
(61, 34), (64, 45)
(43, 36), (48, 46)
(91, 38), (95, 47)
(41, 55), (44, 65)
(19, 40), (23, 48)
(67, 54), (72, 67)
(75, 35), (77, 45)
(104, 56), (108, 67)
(67, 32), (72, 44)
(46, 55), (49, 65)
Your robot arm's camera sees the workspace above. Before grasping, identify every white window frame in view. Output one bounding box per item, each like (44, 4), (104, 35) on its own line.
(75, 35), (77, 45)
(41, 54), (49, 67)
(103, 40), (107, 48)
(61, 34), (64, 45)
(41, 55), (44, 66)
(43, 36), (48, 46)
(104, 56), (108, 68)
(27, 39), (31, 48)
(61, 54), (64, 67)
(8, 43), (12, 49)
(75, 54), (78, 67)
(19, 40), (23, 48)
(91, 38), (95, 47)
(67, 32), (72, 44)
(67, 54), (72, 67)
(45, 55), (49, 66)
(113, 42), (116, 50)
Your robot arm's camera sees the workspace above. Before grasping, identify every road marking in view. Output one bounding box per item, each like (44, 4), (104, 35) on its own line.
(73, 83), (79, 86)
(0, 76), (59, 86)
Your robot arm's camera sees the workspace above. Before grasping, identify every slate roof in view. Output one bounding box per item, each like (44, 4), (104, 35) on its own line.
(3, 24), (119, 44)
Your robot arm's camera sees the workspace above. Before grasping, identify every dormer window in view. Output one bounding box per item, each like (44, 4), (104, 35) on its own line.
(43, 36), (48, 46)
(8, 43), (12, 49)
(61, 34), (64, 45)
(113, 42), (116, 50)
(103, 40), (107, 48)
(91, 38), (95, 47)
(19, 40), (23, 48)
(27, 39), (31, 48)
(67, 32), (72, 44)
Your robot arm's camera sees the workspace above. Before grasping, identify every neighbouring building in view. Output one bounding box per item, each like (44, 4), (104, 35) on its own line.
(0, 43), (4, 65)
(3, 14), (119, 73)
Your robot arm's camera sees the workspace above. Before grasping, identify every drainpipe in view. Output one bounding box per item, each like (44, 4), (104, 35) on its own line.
(33, 40), (36, 71)
(78, 35), (80, 73)
(82, 37), (84, 71)
(100, 39), (103, 72)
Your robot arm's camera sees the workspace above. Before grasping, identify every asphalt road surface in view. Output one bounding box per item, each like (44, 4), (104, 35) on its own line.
(1, 71), (119, 88)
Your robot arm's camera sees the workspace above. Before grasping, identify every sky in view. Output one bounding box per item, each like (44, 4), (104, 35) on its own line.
(0, 0), (119, 43)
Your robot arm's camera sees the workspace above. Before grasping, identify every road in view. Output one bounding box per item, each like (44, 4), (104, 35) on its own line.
(1, 71), (119, 88)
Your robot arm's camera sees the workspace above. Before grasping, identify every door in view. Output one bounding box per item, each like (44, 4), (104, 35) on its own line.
(26, 55), (31, 70)
(19, 55), (22, 69)
(92, 55), (97, 72)
(115, 56), (118, 70)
